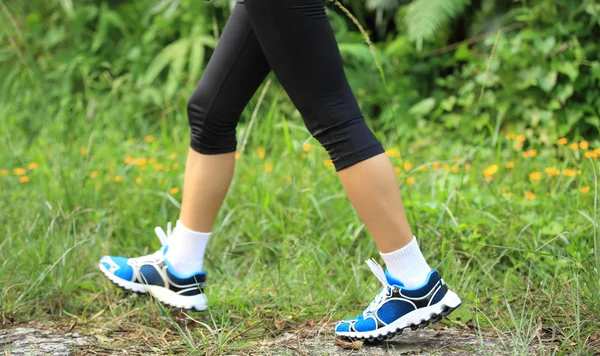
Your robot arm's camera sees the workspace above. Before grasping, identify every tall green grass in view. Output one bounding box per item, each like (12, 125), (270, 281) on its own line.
(1, 75), (599, 353)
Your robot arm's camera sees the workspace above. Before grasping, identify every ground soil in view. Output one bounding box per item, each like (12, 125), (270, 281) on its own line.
(0, 321), (546, 355)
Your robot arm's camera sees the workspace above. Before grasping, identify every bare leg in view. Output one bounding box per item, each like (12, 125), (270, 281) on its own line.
(178, 149), (235, 232)
(337, 153), (413, 253)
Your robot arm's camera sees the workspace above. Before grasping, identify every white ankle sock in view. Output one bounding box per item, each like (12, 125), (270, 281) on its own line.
(380, 237), (432, 289)
(164, 220), (211, 276)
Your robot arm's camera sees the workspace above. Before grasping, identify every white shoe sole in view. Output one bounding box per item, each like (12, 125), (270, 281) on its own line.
(336, 290), (462, 341)
(99, 262), (208, 311)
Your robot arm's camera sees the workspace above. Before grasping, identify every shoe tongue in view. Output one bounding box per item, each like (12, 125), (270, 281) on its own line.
(384, 269), (404, 287)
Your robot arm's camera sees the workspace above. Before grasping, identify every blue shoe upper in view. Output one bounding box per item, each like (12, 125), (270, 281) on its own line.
(100, 253), (207, 295)
(335, 266), (447, 334)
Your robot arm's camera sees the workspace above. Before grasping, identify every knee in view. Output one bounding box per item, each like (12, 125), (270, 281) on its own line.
(187, 85), (238, 154)
(312, 116), (384, 172)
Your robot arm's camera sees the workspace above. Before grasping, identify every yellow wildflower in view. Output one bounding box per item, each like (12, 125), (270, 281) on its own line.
(80, 147), (88, 155)
(124, 157), (135, 164)
(418, 166), (428, 172)
(394, 167), (401, 176)
(516, 134), (526, 143)
(154, 164), (164, 171)
(406, 177), (415, 185)
(136, 177), (142, 184)
(0, 169), (8, 176)
(19, 176), (30, 183)
(144, 135), (155, 143)
(235, 152), (241, 159)
(505, 133), (515, 140)
(28, 162), (38, 170)
(584, 151), (595, 159)
(90, 171), (98, 178)
(558, 138), (567, 145)
(506, 161), (515, 168)
(577, 169), (582, 175)
(580, 186), (590, 194)
(562, 169), (576, 177)
(114, 176), (123, 182)
(172, 163), (180, 170)
(442, 164), (450, 171)
(13, 168), (26, 176)
(501, 186), (509, 191)
(524, 191), (536, 200)
(522, 149), (537, 158)
(385, 148), (401, 158)
(432, 162), (440, 171)
(544, 167), (560, 176)
(324, 160), (334, 167)
(403, 162), (413, 170)
(502, 192), (512, 197)
(135, 158), (147, 166)
(169, 187), (180, 195)
(257, 147), (266, 159)
(580, 141), (589, 150)
(483, 164), (498, 178)
(149, 158), (157, 164)
(529, 172), (542, 182)
(452, 166), (459, 173)
(464, 164), (472, 171)
(303, 144), (313, 152)
(170, 152), (177, 160)
(264, 163), (274, 172)
(569, 143), (578, 151)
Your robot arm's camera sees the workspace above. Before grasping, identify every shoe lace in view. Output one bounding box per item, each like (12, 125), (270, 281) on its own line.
(130, 222), (174, 263)
(154, 221), (174, 247)
(362, 259), (392, 317)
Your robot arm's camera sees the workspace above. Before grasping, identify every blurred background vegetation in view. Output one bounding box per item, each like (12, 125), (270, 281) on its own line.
(2, 0), (599, 142)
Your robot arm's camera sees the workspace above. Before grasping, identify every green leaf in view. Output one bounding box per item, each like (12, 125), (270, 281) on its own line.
(188, 39), (206, 82)
(144, 38), (189, 85)
(556, 84), (574, 104)
(542, 221), (564, 236)
(534, 36), (556, 56)
(405, 0), (470, 51)
(409, 97), (436, 117)
(538, 72), (557, 93)
(440, 96), (456, 111)
(558, 62), (579, 82)
(454, 43), (471, 61)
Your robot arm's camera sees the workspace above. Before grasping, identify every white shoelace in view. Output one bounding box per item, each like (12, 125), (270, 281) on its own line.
(130, 222), (174, 263)
(362, 259), (393, 317)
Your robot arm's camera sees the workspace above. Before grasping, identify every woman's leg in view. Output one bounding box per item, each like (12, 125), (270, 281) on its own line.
(242, 0), (414, 256)
(166, 3), (271, 275)
(243, 0), (460, 339)
(100, 4), (271, 309)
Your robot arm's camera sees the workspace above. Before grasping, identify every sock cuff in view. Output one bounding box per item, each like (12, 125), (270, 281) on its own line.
(176, 220), (211, 238)
(380, 236), (431, 286)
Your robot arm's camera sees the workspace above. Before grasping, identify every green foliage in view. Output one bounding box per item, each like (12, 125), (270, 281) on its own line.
(405, 0), (470, 51)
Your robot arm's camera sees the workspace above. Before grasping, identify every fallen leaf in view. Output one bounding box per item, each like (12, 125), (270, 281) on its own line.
(334, 338), (363, 350)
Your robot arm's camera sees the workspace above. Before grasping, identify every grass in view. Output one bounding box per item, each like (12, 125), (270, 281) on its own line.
(1, 76), (599, 354)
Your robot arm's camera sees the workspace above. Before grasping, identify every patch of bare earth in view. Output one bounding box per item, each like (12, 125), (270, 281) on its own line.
(1, 321), (552, 355)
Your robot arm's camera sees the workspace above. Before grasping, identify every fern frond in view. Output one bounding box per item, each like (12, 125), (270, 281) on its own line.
(405, 0), (470, 51)
(366, 0), (400, 12)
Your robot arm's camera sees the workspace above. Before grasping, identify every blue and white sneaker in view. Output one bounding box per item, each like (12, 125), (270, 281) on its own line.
(335, 259), (461, 342)
(99, 222), (208, 311)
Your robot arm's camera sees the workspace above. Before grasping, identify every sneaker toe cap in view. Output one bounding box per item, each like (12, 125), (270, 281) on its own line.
(335, 321), (352, 333)
(100, 256), (134, 281)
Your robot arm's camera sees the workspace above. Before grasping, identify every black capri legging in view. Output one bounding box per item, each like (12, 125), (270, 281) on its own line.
(187, 0), (384, 171)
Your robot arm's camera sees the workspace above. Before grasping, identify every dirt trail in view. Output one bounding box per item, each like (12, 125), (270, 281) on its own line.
(1, 322), (542, 355)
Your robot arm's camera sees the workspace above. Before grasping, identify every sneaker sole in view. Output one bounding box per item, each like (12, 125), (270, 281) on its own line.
(335, 290), (462, 342)
(99, 262), (208, 311)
